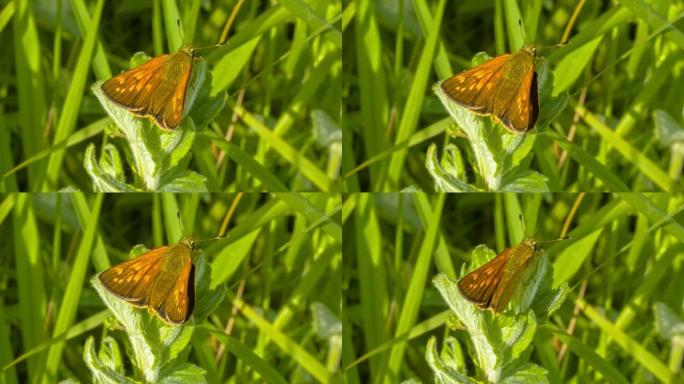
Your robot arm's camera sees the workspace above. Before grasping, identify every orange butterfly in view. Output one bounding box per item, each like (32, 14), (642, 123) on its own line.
(98, 237), (196, 325)
(441, 44), (539, 134)
(457, 238), (539, 313)
(101, 45), (195, 130)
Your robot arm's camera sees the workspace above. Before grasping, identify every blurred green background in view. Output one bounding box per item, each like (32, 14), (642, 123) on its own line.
(343, 192), (684, 383)
(0, 192), (342, 382)
(342, 0), (684, 192)
(0, 0), (341, 192)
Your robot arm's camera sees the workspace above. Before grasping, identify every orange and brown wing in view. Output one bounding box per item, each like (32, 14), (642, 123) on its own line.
(98, 246), (170, 306)
(154, 261), (195, 324)
(495, 62), (538, 133)
(489, 262), (524, 313)
(441, 54), (511, 114)
(457, 248), (511, 308)
(101, 55), (170, 113)
(156, 57), (192, 129)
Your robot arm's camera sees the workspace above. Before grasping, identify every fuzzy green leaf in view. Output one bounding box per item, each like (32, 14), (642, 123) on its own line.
(84, 336), (135, 384)
(83, 143), (138, 192)
(425, 143), (477, 192)
(500, 170), (549, 192)
(426, 337), (476, 384)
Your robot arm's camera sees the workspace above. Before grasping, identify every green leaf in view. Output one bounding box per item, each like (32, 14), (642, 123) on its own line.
(210, 229), (262, 288)
(552, 229), (603, 288)
(158, 170), (208, 192)
(425, 337), (476, 384)
(83, 336), (136, 384)
(551, 332), (631, 384)
(83, 144), (138, 192)
(187, 58), (226, 129)
(500, 363), (548, 384)
(425, 143), (477, 192)
(500, 170), (549, 192)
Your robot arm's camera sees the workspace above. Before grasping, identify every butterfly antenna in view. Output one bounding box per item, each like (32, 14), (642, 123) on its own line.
(176, 211), (186, 237)
(518, 213), (526, 236)
(193, 41), (229, 52)
(194, 235), (226, 244)
(174, 16), (228, 54)
(539, 235), (571, 245)
(176, 19), (185, 44)
(518, 19), (529, 46)
(538, 41), (568, 50)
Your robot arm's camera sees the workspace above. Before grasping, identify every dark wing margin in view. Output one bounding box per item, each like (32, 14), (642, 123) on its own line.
(497, 61), (538, 132)
(154, 261), (195, 324)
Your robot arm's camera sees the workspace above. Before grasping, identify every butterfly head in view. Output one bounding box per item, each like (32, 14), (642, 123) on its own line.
(522, 44), (538, 58)
(179, 44), (196, 57)
(179, 237), (196, 251)
(521, 237), (539, 252)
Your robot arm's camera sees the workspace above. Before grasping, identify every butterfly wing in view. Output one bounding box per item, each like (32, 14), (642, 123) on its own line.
(489, 249), (537, 312)
(155, 51), (193, 129)
(98, 246), (170, 306)
(154, 260), (195, 324)
(442, 47), (539, 133)
(489, 241), (539, 312)
(457, 248), (512, 309)
(101, 54), (170, 113)
(101, 49), (193, 130)
(492, 55), (538, 133)
(509, 68), (538, 132)
(441, 54), (511, 114)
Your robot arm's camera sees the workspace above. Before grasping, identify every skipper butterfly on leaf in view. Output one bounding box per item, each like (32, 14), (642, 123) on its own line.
(458, 237), (540, 313)
(98, 237), (197, 325)
(441, 44), (540, 134)
(458, 235), (568, 313)
(101, 45), (196, 130)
